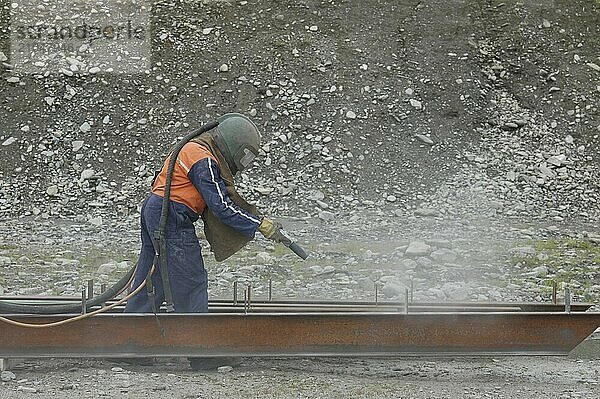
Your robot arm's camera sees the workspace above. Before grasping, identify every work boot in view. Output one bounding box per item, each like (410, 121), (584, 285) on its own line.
(188, 357), (242, 371)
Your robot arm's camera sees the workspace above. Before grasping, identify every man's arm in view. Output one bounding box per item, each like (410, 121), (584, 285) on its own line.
(188, 157), (261, 237)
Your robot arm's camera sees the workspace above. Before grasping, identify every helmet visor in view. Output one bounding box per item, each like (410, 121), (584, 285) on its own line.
(238, 147), (257, 170)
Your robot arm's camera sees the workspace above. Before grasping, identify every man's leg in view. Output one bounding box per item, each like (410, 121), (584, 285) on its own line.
(169, 232), (208, 313)
(124, 197), (165, 313)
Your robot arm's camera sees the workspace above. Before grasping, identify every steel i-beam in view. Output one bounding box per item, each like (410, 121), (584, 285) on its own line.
(1, 312), (599, 358)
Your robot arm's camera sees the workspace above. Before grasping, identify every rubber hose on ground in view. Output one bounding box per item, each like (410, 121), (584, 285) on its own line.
(0, 264), (136, 314)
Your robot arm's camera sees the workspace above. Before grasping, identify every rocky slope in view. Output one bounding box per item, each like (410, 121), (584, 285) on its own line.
(0, 0), (599, 303)
(0, 0), (598, 224)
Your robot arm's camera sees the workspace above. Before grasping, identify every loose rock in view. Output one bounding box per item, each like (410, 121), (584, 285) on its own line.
(1, 371), (16, 382)
(80, 122), (91, 132)
(409, 99), (422, 110)
(2, 137), (16, 146)
(405, 241), (431, 257)
(46, 185), (59, 196)
(415, 134), (433, 145)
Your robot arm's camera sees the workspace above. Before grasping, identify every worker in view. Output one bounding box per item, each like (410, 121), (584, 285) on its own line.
(123, 113), (283, 369)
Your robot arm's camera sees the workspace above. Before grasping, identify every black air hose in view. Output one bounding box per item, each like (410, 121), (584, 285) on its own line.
(0, 120), (220, 315)
(0, 265), (136, 314)
(155, 120), (219, 311)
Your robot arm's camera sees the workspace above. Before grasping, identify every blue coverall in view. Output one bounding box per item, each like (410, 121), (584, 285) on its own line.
(124, 149), (261, 313)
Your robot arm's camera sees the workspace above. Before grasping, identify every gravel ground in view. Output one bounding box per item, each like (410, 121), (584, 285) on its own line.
(1, 357), (599, 398)
(1, 0), (600, 397)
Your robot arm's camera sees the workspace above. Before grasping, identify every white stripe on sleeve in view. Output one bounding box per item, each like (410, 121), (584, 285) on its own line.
(207, 158), (261, 224)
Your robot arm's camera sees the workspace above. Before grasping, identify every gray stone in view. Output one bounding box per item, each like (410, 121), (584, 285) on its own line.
(17, 386), (37, 393)
(565, 135), (574, 144)
(415, 134), (433, 145)
(308, 190), (325, 201)
(539, 164), (555, 178)
(80, 122), (91, 132)
(547, 155), (565, 167)
(430, 248), (458, 263)
(218, 365), (233, 373)
(531, 265), (549, 277)
(46, 185), (59, 196)
(96, 262), (117, 275)
(405, 241), (431, 257)
(398, 258), (417, 270)
(309, 265), (323, 274)
(72, 140), (84, 152)
(345, 110), (357, 119)
(586, 62), (600, 72)
(416, 257), (434, 269)
(441, 282), (469, 300)
(0, 51), (7, 62)
(255, 186), (273, 195)
(426, 239), (452, 249)
(315, 200), (329, 209)
(1, 371), (16, 382)
(511, 246), (536, 256)
(116, 261), (130, 270)
(427, 288), (446, 300)
(414, 207), (439, 216)
(514, 119), (527, 127)
(89, 216), (103, 227)
(381, 281), (405, 298)
(318, 210), (336, 221)
(409, 99), (422, 110)
(256, 251), (274, 264)
(80, 169), (95, 181)
(2, 137), (16, 146)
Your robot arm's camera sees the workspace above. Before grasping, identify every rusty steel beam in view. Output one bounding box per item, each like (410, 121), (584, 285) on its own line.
(1, 312), (599, 358)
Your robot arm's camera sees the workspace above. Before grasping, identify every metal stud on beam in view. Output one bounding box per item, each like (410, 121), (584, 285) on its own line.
(233, 281), (238, 306)
(268, 279), (273, 302)
(87, 280), (94, 300)
(565, 287), (571, 314)
(81, 289), (87, 315)
(247, 284), (252, 312)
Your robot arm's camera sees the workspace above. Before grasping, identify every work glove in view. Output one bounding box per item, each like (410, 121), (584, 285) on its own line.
(258, 217), (286, 243)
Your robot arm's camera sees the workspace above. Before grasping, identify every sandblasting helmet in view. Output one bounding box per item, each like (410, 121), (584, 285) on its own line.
(213, 113), (261, 173)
